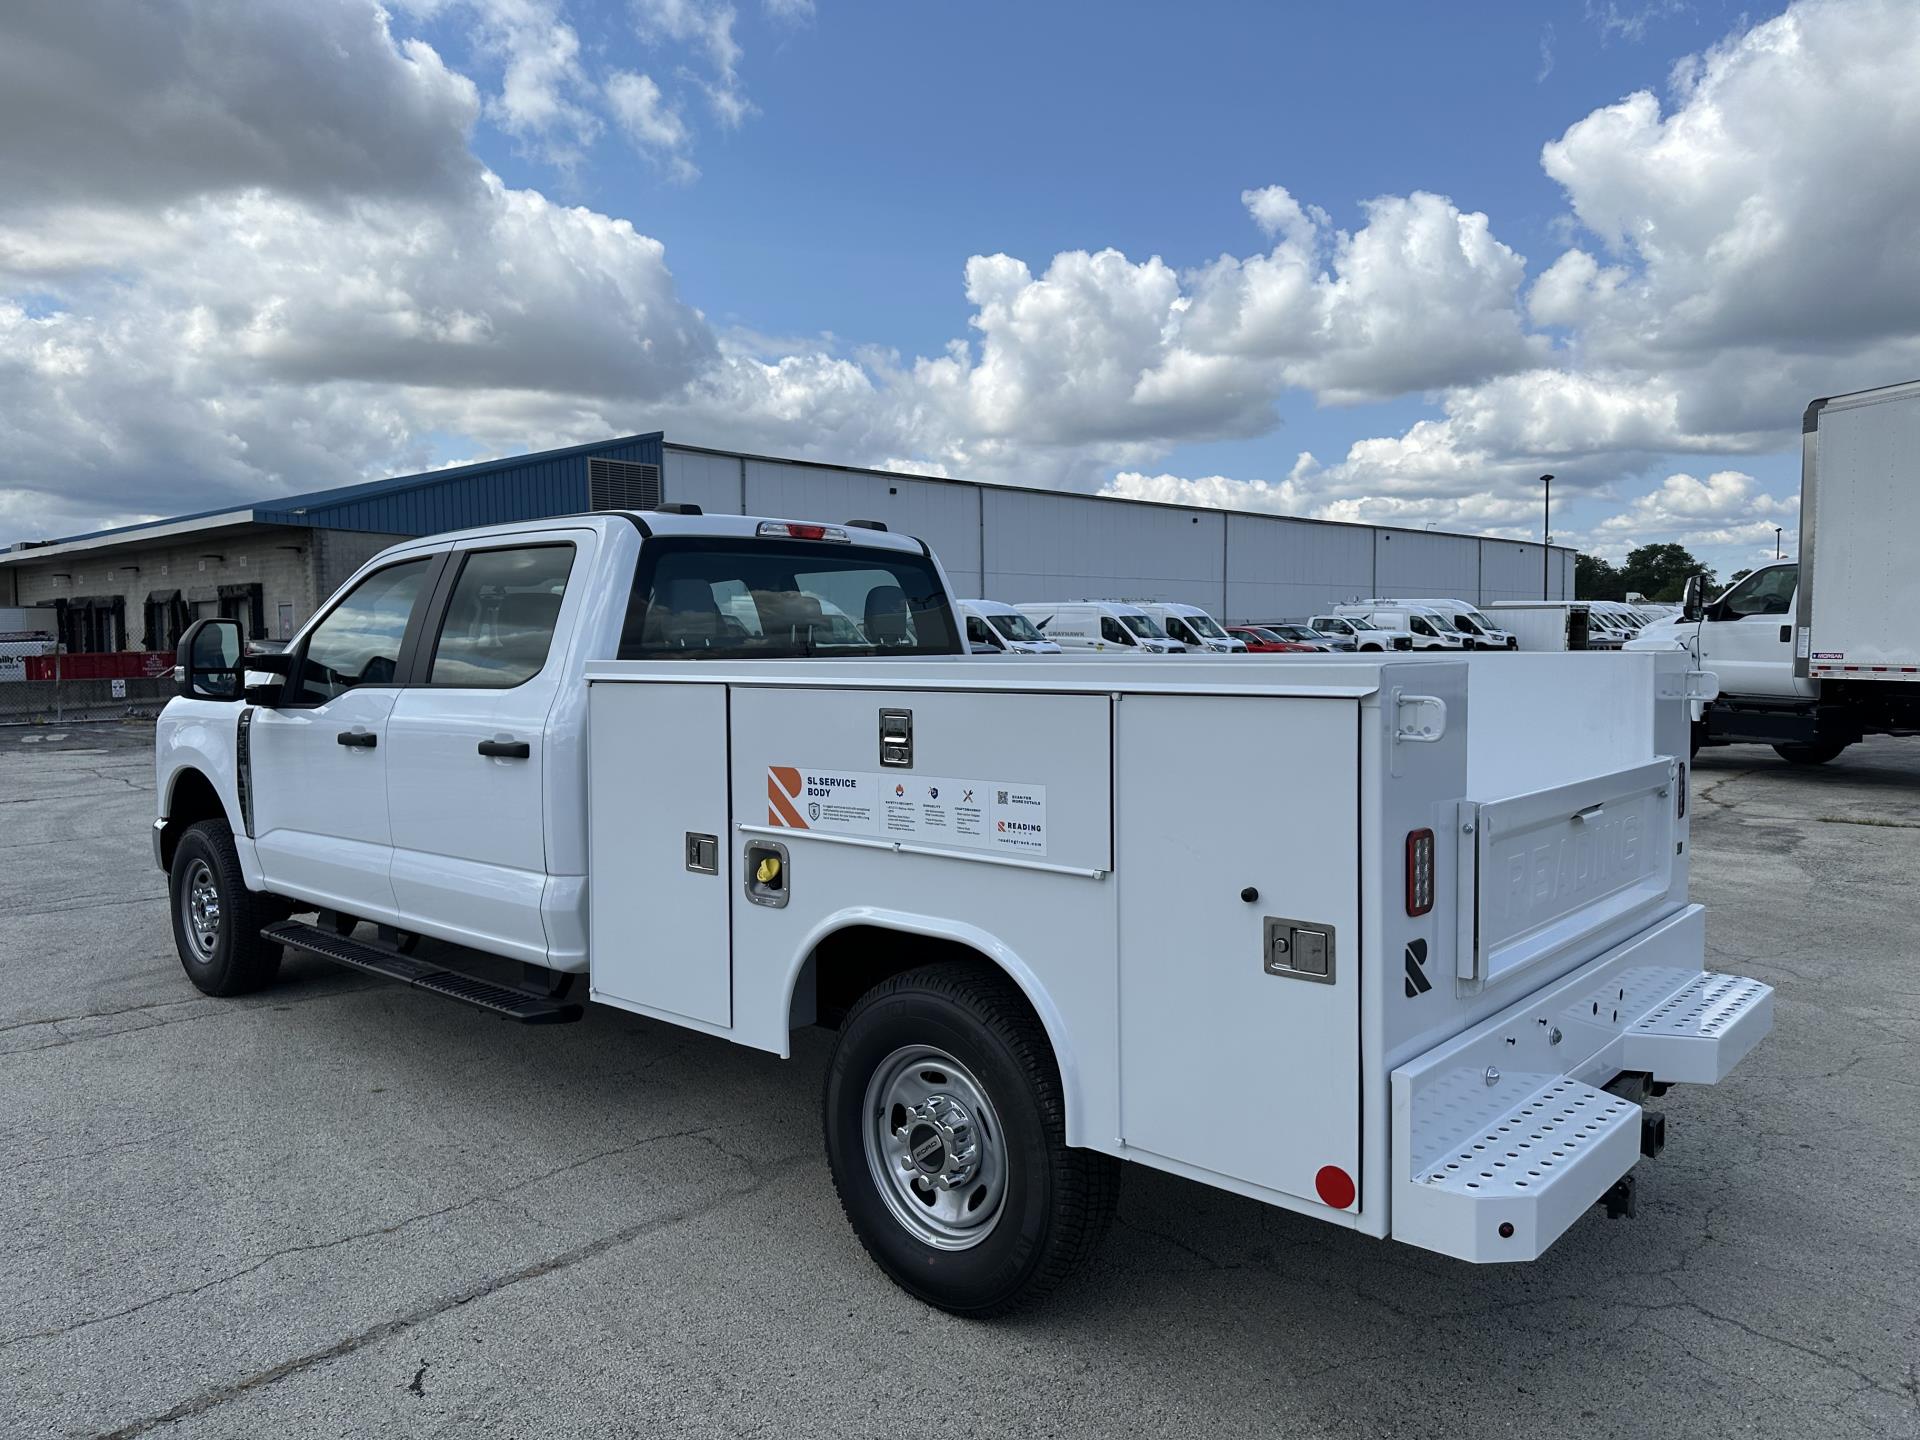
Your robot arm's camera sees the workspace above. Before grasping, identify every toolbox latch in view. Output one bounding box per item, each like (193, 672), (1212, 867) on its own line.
(879, 707), (913, 768)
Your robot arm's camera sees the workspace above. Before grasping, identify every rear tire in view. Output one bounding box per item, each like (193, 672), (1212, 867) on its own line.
(1773, 740), (1848, 766)
(169, 819), (283, 997)
(823, 962), (1119, 1317)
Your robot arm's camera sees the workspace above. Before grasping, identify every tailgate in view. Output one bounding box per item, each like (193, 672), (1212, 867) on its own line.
(1456, 758), (1680, 988)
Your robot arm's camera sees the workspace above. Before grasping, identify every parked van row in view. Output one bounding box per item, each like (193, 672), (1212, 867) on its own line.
(961, 595), (1566, 658)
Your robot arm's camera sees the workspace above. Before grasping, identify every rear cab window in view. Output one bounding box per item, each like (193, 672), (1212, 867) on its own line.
(620, 537), (961, 659)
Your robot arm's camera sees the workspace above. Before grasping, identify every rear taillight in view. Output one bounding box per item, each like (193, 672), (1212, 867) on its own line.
(1406, 828), (1435, 916)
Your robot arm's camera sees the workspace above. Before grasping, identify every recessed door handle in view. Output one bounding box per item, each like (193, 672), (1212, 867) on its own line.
(478, 739), (531, 759)
(336, 729), (377, 748)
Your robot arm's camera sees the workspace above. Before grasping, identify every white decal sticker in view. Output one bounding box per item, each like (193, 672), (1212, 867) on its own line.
(768, 767), (1045, 856)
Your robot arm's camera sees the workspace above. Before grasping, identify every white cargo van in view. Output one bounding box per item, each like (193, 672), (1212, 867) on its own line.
(1014, 601), (1187, 653)
(1337, 606), (1466, 651)
(1133, 602), (1248, 653)
(956, 600), (1062, 655)
(1367, 599), (1516, 650)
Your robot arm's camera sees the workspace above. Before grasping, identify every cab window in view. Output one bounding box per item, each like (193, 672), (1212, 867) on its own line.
(1718, 564), (1797, 618)
(965, 616), (999, 649)
(429, 545), (576, 688)
(1100, 617), (1132, 645)
(621, 537), (960, 658)
(289, 558), (432, 704)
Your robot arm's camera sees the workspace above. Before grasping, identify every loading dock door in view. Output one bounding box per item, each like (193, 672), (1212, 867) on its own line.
(1116, 695), (1363, 1207)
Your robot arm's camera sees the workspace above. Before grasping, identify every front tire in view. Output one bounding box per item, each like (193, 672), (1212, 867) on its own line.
(824, 963), (1119, 1317)
(1773, 740), (1849, 766)
(169, 820), (283, 996)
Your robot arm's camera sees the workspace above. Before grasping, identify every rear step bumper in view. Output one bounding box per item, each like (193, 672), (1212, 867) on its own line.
(1390, 905), (1771, 1263)
(265, 921), (584, 1025)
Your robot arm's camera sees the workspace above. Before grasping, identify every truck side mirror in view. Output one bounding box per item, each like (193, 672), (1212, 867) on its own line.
(1681, 574), (1705, 624)
(176, 618), (245, 700)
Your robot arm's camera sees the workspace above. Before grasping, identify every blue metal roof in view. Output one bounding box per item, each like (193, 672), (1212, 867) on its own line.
(39, 432), (664, 546)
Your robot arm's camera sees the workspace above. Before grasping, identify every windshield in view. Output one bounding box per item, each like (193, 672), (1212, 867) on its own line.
(1184, 613), (1228, 639)
(988, 612), (1044, 643)
(1464, 610), (1494, 631)
(1120, 613), (1169, 640)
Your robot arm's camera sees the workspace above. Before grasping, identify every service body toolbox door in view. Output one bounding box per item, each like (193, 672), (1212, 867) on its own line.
(1117, 693), (1363, 1210)
(589, 680), (734, 1028)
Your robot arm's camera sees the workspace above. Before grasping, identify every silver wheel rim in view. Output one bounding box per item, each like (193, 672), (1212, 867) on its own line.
(862, 1045), (1009, 1251)
(180, 858), (222, 963)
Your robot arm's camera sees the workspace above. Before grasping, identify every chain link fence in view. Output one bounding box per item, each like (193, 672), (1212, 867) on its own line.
(0, 650), (174, 725)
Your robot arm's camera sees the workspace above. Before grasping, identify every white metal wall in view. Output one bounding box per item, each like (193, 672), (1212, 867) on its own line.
(662, 447), (1573, 617)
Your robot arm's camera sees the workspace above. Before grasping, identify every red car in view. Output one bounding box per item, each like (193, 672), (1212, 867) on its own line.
(1226, 625), (1318, 653)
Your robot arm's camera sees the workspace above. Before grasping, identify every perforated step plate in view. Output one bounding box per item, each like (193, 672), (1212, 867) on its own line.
(1621, 973), (1772, 1084)
(1396, 1073), (1642, 1262)
(265, 921), (582, 1024)
(1389, 906), (1773, 1263)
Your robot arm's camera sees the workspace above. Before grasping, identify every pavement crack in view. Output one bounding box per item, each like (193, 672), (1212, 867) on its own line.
(90, 1174), (767, 1440)
(0, 1121), (748, 1353)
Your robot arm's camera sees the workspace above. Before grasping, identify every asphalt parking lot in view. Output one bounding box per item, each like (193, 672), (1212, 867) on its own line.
(1, 724), (1915, 1439)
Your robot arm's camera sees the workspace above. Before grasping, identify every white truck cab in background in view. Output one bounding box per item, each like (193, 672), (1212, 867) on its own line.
(1307, 614), (1404, 652)
(1632, 379), (1920, 766)
(1013, 600), (1187, 653)
(1133, 602), (1248, 653)
(152, 508), (1770, 1318)
(956, 599), (1062, 655)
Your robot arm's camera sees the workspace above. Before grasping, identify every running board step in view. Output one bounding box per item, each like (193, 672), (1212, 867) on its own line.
(264, 921), (583, 1024)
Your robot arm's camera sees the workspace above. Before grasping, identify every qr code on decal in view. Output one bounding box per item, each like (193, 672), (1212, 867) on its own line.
(996, 790), (1008, 804)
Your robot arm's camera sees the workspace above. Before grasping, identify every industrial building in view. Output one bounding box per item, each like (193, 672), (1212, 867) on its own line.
(0, 433), (1573, 653)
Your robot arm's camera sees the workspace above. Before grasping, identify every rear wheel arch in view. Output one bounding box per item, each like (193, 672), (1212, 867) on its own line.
(788, 917), (1082, 1143)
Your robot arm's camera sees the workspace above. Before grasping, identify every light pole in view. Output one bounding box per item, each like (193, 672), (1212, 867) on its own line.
(1540, 474), (1554, 598)
(1775, 526), (1783, 559)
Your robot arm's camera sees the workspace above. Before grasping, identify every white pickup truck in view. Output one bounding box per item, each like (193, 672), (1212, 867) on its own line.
(156, 509), (1772, 1316)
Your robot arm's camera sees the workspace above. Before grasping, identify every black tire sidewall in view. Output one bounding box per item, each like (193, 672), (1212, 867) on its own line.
(825, 986), (1058, 1314)
(169, 822), (277, 996)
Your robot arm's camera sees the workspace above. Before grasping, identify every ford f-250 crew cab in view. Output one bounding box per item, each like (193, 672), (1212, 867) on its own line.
(156, 509), (1772, 1316)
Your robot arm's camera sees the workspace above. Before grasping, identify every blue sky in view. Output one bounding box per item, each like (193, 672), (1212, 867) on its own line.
(5, 0), (1918, 579)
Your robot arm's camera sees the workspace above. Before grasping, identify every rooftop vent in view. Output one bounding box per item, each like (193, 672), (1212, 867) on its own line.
(588, 457), (663, 512)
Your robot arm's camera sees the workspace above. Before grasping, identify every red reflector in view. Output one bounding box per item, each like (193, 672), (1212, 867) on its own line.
(1315, 1165), (1356, 1210)
(1405, 828), (1435, 916)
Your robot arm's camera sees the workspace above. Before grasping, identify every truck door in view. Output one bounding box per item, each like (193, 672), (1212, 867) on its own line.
(249, 554), (442, 919)
(1701, 564), (1806, 698)
(1117, 694), (1362, 1209)
(385, 532), (593, 964)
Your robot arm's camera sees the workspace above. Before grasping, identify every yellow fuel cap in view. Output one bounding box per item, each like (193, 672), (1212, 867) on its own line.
(756, 855), (782, 885)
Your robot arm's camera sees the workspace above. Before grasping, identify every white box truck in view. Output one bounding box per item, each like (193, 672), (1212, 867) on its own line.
(1492, 602), (1597, 653)
(153, 510), (1769, 1316)
(1633, 378), (1920, 764)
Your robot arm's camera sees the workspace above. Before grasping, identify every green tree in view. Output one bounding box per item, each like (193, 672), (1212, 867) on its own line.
(1619, 543), (1714, 603)
(1575, 552), (1624, 600)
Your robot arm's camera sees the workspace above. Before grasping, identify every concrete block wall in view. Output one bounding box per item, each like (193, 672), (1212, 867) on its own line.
(3, 525), (417, 650)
